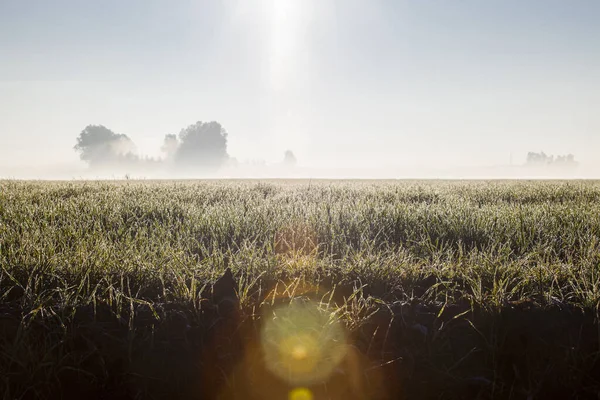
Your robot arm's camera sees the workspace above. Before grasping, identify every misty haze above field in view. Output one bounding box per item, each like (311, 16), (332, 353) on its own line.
(1, 0), (599, 179)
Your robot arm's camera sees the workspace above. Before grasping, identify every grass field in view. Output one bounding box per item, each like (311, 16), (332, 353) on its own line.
(1, 180), (600, 399)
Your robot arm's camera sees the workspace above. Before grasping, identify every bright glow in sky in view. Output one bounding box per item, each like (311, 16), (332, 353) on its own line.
(0, 0), (599, 176)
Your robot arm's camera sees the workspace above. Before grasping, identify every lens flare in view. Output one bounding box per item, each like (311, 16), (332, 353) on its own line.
(261, 300), (347, 385)
(289, 387), (313, 400)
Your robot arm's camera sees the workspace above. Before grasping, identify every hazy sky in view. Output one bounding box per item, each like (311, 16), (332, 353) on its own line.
(1, 0), (599, 172)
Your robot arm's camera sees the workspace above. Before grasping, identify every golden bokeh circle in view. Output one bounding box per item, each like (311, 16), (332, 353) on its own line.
(261, 300), (347, 386)
(289, 387), (313, 400)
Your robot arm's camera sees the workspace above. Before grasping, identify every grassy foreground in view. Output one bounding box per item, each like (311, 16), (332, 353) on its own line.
(1, 180), (600, 399)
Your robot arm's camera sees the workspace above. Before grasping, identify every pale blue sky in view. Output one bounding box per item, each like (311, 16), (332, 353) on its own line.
(1, 0), (599, 172)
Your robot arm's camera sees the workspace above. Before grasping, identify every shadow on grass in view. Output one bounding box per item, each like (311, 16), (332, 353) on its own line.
(1, 272), (599, 400)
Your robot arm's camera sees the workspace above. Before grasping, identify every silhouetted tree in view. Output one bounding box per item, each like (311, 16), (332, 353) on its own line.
(526, 151), (549, 165)
(283, 150), (297, 167)
(554, 154), (576, 165)
(174, 121), (228, 169)
(161, 134), (179, 160)
(74, 125), (136, 166)
(526, 151), (577, 167)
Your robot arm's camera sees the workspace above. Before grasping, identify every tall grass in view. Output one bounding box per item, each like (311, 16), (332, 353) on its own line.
(2, 180), (600, 309)
(1, 180), (600, 399)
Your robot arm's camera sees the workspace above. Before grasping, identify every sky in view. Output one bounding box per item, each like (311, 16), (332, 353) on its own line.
(0, 0), (599, 176)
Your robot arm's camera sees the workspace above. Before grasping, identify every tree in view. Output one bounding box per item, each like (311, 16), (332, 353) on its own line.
(526, 151), (550, 165)
(526, 151), (577, 167)
(74, 125), (136, 166)
(283, 150), (297, 167)
(174, 121), (229, 169)
(161, 134), (179, 160)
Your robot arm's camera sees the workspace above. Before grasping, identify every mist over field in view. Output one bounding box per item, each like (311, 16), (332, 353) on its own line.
(1, 0), (598, 180)
(0, 120), (593, 180)
(1, 163), (598, 181)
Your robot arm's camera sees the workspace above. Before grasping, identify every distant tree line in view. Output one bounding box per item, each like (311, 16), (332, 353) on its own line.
(526, 151), (577, 167)
(74, 122), (296, 173)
